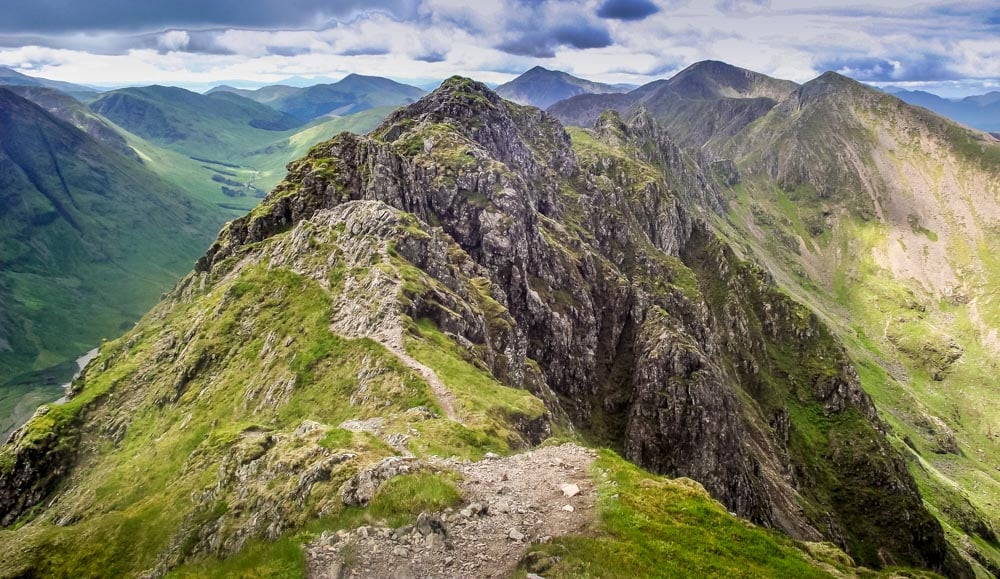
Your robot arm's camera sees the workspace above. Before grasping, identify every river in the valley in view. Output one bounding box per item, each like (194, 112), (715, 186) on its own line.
(0, 347), (100, 441)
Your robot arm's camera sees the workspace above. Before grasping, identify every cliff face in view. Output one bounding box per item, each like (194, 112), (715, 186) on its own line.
(0, 77), (971, 576)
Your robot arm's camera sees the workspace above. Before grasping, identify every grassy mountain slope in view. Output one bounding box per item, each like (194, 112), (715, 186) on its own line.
(0, 77), (971, 577)
(0, 88), (220, 436)
(89, 86), (301, 161)
(495, 66), (627, 109)
(120, 106), (394, 214)
(6, 85), (138, 160)
(711, 72), (1000, 575)
(87, 83), (392, 213)
(269, 74), (425, 122)
(62, 82), (396, 215)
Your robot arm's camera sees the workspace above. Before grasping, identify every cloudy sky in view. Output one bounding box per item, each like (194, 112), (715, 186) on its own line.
(0, 0), (996, 96)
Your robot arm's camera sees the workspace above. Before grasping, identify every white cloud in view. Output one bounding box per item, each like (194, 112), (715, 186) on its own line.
(157, 30), (190, 52)
(0, 0), (994, 97)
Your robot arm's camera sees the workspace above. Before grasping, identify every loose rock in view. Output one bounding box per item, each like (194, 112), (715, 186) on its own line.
(560, 483), (581, 497)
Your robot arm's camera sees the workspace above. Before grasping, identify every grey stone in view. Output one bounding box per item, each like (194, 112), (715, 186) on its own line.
(560, 483), (580, 498)
(425, 532), (446, 550)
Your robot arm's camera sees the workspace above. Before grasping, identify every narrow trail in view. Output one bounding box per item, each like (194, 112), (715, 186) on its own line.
(327, 226), (459, 422)
(383, 339), (459, 422)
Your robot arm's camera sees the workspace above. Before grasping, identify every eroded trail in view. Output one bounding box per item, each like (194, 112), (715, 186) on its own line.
(307, 444), (597, 578)
(382, 340), (459, 423)
(324, 208), (459, 422)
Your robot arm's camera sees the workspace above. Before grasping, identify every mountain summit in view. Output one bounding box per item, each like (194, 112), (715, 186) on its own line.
(548, 61), (799, 151)
(495, 66), (628, 109)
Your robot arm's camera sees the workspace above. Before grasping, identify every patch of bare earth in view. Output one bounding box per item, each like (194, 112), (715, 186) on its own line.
(307, 444), (597, 578)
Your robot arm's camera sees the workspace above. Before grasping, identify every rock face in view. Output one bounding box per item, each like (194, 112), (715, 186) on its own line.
(195, 77), (962, 574)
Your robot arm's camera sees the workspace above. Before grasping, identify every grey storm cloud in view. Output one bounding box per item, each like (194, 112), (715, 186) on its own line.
(338, 45), (393, 57)
(596, 0), (661, 21)
(817, 54), (963, 82)
(0, 0), (414, 33)
(497, 20), (613, 57)
(414, 50), (448, 63)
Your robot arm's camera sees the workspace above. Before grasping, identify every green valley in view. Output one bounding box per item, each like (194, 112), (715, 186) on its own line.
(0, 87), (220, 437)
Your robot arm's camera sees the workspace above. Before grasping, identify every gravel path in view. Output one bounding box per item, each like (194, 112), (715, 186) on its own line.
(307, 444), (597, 578)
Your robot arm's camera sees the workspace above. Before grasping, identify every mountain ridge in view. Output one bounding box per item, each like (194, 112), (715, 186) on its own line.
(548, 60), (799, 151)
(0, 66), (98, 100)
(1, 66), (998, 577)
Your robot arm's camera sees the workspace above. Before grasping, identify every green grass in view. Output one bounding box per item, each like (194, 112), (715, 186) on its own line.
(406, 317), (546, 449)
(367, 472), (462, 527)
(519, 450), (854, 578)
(170, 536), (308, 579)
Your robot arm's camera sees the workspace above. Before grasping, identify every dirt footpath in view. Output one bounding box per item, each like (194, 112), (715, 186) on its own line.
(307, 444), (597, 578)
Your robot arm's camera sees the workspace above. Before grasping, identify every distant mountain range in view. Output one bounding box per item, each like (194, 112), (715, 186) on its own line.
(208, 74), (426, 122)
(495, 66), (629, 109)
(548, 60), (800, 151)
(0, 66), (97, 100)
(881, 86), (1000, 132)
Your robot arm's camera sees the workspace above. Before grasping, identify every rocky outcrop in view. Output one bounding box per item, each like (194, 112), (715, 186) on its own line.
(0, 406), (81, 526)
(341, 457), (424, 506)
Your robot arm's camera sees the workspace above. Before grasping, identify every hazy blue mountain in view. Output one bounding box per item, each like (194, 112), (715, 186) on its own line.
(886, 88), (1000, 132)
(206, 84), (303, 105)
(267, 73), (425, 121)
(0, 66), (98, 101)
(495, 66), (628, 109)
